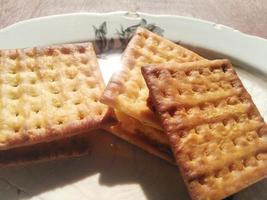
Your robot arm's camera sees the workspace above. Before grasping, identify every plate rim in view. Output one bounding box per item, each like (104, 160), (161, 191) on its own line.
(0, 11), (266, 76)
(1, 11), (266, 42)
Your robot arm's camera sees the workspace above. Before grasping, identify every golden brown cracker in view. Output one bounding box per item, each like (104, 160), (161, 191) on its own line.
(0, 43), (114, 150)
(101, 27), (204, 130)
(142, 59), (267, 200)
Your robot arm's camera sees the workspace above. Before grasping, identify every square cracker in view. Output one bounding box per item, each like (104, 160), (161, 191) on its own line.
(0, 43), (115, 150)
(101, 27), (204, 130)
(142, 59), (267, 200)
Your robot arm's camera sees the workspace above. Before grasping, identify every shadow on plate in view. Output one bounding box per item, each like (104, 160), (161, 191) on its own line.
(0, 130), (265, 200)
(0, 130), (189, 200)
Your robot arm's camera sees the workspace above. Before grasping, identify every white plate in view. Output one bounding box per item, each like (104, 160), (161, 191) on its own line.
(0, 11), (266, 200)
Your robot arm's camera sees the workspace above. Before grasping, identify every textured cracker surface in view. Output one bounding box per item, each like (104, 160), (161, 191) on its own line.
(101, 27), (203, 130)
(0, 43), (112, 150)
(142, 60), (267, 200)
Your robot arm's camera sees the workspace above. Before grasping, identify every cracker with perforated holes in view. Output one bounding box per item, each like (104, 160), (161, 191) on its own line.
(105, 110), (174, 163)
(0, 43), (115, 150)
(0, 131), (95, 167)
(101, 27), (204, 130)
(142, 59), (267, 200)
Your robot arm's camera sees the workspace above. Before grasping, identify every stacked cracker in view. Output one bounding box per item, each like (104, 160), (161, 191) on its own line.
(0, 43), (115, 166)
(102, 28), (267, 199)
(101, 27), (204, 162)
(1, 26), (266, 199)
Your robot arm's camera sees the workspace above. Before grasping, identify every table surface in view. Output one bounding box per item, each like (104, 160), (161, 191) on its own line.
(0, 0), (267, 39)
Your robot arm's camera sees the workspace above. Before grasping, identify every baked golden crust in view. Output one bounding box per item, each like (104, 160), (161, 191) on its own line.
(0, 132), (96, 167)
(142, 59), (267, 200)
(0, 43), (115, 150)
(105, 110), (174, 163)
(101, 27), (204, 130)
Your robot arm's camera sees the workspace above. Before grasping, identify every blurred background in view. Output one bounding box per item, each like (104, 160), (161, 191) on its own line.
(0, 0), (266, 38)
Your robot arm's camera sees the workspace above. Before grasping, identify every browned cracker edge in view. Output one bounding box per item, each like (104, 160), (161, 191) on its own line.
(103, 125), (175, 164)
(0, 132), (93, 167)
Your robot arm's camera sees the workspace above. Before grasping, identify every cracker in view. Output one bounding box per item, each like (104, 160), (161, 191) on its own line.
(0, 132), (96, 167)
(101, 27), (204, 130)
(142, 59), (267, 200)
(0, 43), (115, 150)
(105, 110), (174, 163)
